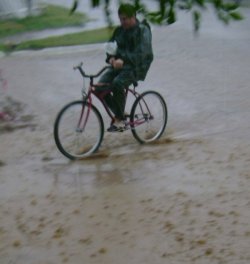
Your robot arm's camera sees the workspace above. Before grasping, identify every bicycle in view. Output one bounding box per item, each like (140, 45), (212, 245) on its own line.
(54, 62), (168, 160)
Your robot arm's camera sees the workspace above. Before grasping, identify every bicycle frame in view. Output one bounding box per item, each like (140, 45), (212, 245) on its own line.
(74, 63), (152, 131)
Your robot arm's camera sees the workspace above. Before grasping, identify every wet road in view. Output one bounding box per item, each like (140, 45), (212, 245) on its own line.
(0, 7), (250, 264)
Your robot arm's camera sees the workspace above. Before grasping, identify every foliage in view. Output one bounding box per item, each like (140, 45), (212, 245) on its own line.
(71, 0), (243, 31)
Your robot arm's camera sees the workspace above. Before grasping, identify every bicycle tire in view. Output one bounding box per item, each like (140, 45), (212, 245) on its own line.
(130, 91), (167, 144)
(54, 100), (104, 160)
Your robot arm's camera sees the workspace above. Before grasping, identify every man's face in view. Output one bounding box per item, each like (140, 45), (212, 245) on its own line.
(119, 14), (136, 29)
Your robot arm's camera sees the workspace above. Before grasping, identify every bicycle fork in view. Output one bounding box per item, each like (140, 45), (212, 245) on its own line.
(134, 97), (153, 125)
(76, 98), (92, 132)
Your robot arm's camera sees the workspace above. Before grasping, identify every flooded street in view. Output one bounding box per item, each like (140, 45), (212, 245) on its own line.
(1, 7), (250, 264)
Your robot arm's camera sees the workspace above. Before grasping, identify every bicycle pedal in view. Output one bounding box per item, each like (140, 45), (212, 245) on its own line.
(107, 124), (128, 133)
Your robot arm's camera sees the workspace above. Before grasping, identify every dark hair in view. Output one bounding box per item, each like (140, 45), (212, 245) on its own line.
(118, 3), (136, 17)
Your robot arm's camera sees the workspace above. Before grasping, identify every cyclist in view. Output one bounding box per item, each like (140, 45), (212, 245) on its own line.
(98, 3), (153, 132)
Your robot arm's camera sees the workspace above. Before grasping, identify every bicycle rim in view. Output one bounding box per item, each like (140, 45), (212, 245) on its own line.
(54, 101), (104, 160)
(130, 91), (167, 143)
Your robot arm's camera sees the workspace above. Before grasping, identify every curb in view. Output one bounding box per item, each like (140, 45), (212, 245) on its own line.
(0, 43), (105, 58)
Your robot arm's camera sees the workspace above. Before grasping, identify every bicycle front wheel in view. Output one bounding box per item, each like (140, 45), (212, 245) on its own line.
(130, 91), (167, 144)
(54, 100), (104, 160)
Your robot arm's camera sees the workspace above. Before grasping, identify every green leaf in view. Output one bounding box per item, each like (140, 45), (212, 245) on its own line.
(167, 8), (176, 24)
(222, 3), (238, 11)
(169, 0), (175, 6)
(229, 12), (244, 20)
(147, 11), (164, 24)
(92, 0), (100, 7)
(193, 10), (201, 31)
(213, 0), (222, 9)
(195, 0), (205, 8)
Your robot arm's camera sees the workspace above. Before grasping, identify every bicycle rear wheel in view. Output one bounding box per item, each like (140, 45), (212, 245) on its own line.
(130, 91), (167, 144)
(54, 100), (104, 160)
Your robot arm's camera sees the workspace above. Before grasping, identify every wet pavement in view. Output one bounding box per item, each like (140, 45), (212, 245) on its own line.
(0, 6), (250, 264)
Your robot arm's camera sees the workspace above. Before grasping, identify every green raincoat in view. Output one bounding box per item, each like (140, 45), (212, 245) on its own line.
(107, 19), (153, 81)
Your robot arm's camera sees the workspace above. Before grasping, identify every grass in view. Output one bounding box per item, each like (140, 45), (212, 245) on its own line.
(0, 2), (247, 53)
(11, 27), (114, 51)
(0, 4), (114, 53)
(0, 4), (87, 38)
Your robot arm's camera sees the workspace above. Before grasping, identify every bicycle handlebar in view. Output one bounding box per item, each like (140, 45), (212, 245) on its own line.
(73, 62), (111, 79)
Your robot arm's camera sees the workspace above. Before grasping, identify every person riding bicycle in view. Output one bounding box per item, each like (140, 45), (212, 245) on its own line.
(98, 3), (153, 132)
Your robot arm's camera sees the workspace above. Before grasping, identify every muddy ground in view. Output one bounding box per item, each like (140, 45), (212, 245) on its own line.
(0, 7), (250, 264)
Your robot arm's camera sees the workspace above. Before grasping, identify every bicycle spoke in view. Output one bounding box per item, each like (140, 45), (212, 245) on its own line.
(54, 101), (104, 159)
(130, 91), (167, 143)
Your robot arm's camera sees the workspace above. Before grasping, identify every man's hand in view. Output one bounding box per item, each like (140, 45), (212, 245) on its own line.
(112, 59), (124, 69)
(109, 57), (115, 65)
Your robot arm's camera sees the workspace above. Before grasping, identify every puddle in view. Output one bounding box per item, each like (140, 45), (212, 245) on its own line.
(0, 96), (36, 133)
